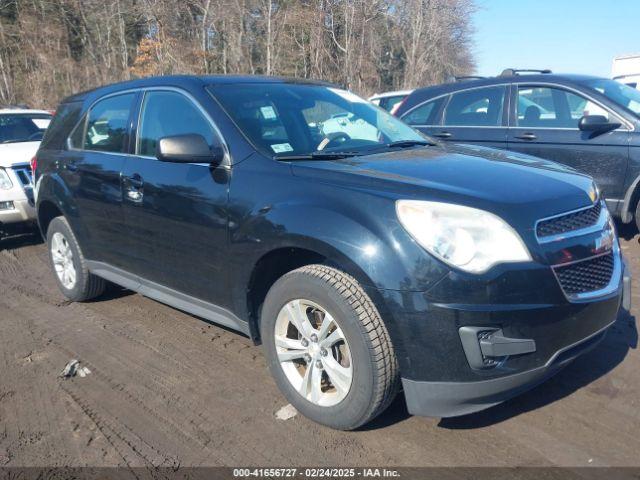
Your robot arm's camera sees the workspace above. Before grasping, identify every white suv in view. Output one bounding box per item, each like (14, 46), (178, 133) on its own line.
(0, 108), (52, 236)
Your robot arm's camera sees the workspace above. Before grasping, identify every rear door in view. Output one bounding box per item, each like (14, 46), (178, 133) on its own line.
(63, 92), (137, 268)
(506, 84), (630, 201)
(427, 84), (509, 149)
(120, 88), (231, 307)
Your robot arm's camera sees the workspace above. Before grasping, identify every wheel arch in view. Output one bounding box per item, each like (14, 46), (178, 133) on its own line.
(37, 199), (63, 238)
(621, 174), (640, 223)
(244, 240), (381, 344)
(35, 172), (79, 236)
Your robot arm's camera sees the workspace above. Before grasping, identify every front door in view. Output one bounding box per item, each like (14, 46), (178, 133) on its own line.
(507, 84), (630, 203)
(120, 89), (231, 308)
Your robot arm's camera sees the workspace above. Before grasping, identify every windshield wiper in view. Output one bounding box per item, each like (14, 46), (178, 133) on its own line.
(276, 151), (360, 161)
(385, 140), (435, 148)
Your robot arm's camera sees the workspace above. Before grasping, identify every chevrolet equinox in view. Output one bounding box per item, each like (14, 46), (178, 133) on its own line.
(34, 76), (630, 430)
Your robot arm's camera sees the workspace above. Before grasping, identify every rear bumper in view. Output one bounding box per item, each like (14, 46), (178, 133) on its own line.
(402, 321), (610, 417)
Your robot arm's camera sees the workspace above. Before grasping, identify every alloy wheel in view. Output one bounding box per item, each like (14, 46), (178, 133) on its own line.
(50, 232), (77, 290)
(274, 299), (353, 407)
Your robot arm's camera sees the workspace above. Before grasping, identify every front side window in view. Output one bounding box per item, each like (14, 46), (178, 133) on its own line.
(137, 91), (216, 157)
(84, 94), (135, 153)
(579, 78), (640, 117)
(209, 83), (426, 158)
(0, 113), (52, 144)
(402, 98), (444, 126)
(517, 86), (616, 128)
(444, 86), (506, 127)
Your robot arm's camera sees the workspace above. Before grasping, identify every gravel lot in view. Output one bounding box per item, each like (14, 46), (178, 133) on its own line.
(0, 225), (638, 468)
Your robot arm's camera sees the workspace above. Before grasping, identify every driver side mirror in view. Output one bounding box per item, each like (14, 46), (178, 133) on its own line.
(578, 115), (621, 134)
(156, 134), (224, 164)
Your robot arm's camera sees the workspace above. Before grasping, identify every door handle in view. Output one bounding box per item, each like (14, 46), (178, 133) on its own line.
(515, 132), (537, 141)
(123, 173), (144, 203)
(126, 174), (144, 188)
(432, 131), (452, 139)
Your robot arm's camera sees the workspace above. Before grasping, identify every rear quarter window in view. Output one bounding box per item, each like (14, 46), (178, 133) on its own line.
(39, 102), (83, 151)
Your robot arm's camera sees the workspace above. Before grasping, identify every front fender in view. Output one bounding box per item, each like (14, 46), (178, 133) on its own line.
(230, 201), (448, 294)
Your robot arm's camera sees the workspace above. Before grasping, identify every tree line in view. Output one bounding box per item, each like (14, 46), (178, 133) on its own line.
(0, 0), (475, 108)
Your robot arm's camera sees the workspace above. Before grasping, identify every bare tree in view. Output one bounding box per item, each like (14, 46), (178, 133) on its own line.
(0, 0), (475, 107)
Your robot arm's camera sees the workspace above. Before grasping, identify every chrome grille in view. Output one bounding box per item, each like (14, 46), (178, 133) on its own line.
(11, 165), (34, 206)
(553, 253), (614, 296)
(537, 203), (602, 239)
(11, 165), (33, 187)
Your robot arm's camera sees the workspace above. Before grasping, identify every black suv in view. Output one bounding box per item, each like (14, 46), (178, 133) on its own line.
(34, 76), (629, 430)
(395, 69), (640, 230)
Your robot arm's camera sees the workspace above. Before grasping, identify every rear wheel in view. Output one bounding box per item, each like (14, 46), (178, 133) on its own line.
(47, 216), (105, 302)
(261, 265), (399, 430)
(634, 201), (640, 233)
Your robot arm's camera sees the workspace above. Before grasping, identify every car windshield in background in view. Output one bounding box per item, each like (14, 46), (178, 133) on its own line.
(580, 78), (640, 116)
(0, 113), (52, 144)
(208, 83), (428, 158)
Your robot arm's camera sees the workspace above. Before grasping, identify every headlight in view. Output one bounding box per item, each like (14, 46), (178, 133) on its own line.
(0, 168), (13, 190)
(396, 200), (531, 273)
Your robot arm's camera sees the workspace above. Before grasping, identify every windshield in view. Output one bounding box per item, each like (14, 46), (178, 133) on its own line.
(0, 113), (52, 144)
(208, 83), (428, 158)
(579, 78), (640, 116)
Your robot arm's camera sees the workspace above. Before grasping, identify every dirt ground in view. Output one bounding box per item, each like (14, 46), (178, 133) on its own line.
(0, 226), (638, 469)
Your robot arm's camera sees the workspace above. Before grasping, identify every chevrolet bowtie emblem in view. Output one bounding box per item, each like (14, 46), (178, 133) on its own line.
(593, 225), (614, 255)
(588, 185), (598, 203)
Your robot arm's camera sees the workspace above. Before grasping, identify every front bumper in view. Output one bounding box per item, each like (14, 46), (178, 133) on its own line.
(374, 248), (626, 418)
(0, 197), (36, 227)
(402, 321), (609, 417)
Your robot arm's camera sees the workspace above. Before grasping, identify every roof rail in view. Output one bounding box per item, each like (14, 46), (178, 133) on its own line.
(500, 68), (552, 77)
(454, 75), (486, 82)
(445, 75), (486, 83)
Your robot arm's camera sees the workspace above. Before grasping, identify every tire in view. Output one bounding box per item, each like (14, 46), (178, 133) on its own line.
(635, 201), (640, 233)
(46, 216), (106, 302)
(261, 265), (399, 430)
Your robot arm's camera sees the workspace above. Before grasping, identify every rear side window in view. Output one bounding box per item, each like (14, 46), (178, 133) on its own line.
(444, 86), (506, 126)
(84, 94), (135, 153)
(137, 91), (216, 157)
(41, 103), (81, 150)
(402, 98), (444, 125)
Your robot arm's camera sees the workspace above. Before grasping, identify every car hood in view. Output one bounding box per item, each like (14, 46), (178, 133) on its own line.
(290, 143), (597, 232)
(0, 141), (40, 168)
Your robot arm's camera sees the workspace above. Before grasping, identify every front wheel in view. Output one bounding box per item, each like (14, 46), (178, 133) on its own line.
(261, 265), (399, 430)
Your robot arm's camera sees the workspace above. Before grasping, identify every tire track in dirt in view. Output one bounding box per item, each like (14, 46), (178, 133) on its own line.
(2, 234), (640, 467)
(0, 240), (386, 466)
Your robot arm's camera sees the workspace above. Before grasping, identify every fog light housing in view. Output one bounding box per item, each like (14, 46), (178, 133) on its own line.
(0, 201), (15, 211)
(459, 326), (536, 370)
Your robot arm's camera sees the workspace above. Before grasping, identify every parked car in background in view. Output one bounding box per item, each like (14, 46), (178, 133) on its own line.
(0, 107), (52, 237)
(35, 75), (627, 430)
(395, 69), (640, 230)
(369, 89), (413, 114)
(612, 54), (640, 89)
